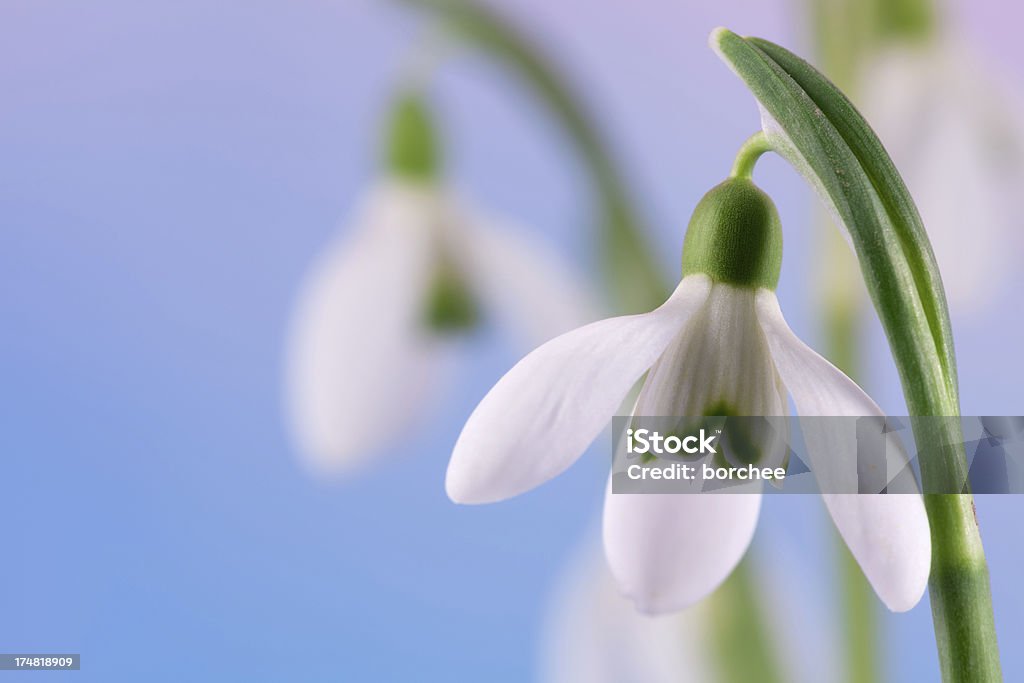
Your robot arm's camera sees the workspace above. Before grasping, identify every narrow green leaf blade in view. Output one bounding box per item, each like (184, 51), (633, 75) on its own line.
(710, 28), (958, 421)
(712, 29), (1003, 683)
(747, 36), (958, 403)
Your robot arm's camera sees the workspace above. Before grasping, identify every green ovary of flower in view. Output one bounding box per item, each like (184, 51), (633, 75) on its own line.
(386, 93), (441, 181)
(681, 178), (783, 290)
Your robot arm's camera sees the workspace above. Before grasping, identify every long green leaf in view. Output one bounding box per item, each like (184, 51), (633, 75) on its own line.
(713, 28), (957, 422)
(711, 28), (1001, 682)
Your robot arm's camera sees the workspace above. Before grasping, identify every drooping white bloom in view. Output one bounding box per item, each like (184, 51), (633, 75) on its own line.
(285, 180), (596, 476)
(284, 97), (596, 476)
(861, 37), (1024, 312)
(447, 177), (931, 614)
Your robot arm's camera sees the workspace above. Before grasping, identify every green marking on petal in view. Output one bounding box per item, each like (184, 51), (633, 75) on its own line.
(422, 257), (480, 333)
(702, 400), (739, 418)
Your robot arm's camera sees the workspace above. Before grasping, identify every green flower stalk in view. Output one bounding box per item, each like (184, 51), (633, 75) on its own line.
(712, 28), (1002, 682)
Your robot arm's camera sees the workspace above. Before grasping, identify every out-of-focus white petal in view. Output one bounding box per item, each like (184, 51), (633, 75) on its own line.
(862, 40), (1024, 311)
(284, 182), (440, 476)
(756, 290), (931, 612)
(456, 213), (601, 345)
(544, 538), (826, 682)
(446, 275), (712, 504)
(603, 476), (762, 614)
(540, 540), (713, 683)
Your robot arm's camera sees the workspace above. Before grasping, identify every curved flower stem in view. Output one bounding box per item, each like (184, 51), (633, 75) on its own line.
(730, 132), (773, 180)
(395, 0), (667, 312)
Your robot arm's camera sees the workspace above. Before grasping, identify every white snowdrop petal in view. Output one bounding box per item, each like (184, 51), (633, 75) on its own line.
(756, 290), (931, 611)
(446, 275), (712, 504)
(455, 212), (602, 345)
(635, 283), (788, 418)
(814, 494), (931, 612)
(284, 182), (439, 475)
(603, 476), (762, 614)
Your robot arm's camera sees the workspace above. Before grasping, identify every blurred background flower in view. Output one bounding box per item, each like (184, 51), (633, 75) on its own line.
(541, 538), (836, 683)
(285, 95), (597, 476)
(861, 38), (1024, 312)
(540, 541), (716, 683)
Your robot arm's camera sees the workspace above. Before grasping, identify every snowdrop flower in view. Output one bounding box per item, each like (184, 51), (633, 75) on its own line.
(285, 95), (596, 475)
(861, 37), (1024, 312)
(447, 176), (931, 614)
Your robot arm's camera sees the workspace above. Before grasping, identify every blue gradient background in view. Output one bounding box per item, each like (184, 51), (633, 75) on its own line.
(1, 1), (1021, 680)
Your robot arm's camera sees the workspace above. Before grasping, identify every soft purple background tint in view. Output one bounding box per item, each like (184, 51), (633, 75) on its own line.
(1, 1), (1022, 681)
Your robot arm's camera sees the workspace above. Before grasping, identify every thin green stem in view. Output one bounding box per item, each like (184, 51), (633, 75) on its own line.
(730, 132), (773, 179)
(396, 0), (667, 312)
(708, 557), (785, 683)
(839, 538), (880, 683)
(923, 494), (1001, 681)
